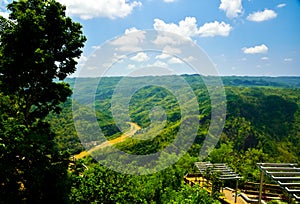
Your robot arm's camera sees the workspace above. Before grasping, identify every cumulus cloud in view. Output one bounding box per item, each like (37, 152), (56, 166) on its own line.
(168, 57), (183, 64)
(247, 9), (277, 22)
(162, 45), (182, 55)
(153, 17), (199, 38)
(110, 30), (146, 52)
(112, 53), (127, 61)
(153, 17), (232, 38)
(183, 56), (195, 63)
(151, 60), (168, 68)
(152, 33), (185, 47)
(155, 51), (192, 64)
(242, 44), (269, 54)
(155, 53), (171, 60)
(130, 52), (150, 62)
(198, 21), (232, 37)
(57, 0), (142, 20)
(219, 0), (243, 18)
(277, 3), (286, 8)
(125, 27), (140, 34)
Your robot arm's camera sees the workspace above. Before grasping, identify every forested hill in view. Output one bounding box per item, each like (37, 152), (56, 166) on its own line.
(52, 75), (300, 163)
(65, 75), (300, 89)
(46, 74), (300, 202)
(221, 76), (300, 87)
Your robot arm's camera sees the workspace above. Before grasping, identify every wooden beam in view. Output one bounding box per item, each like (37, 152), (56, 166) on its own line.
(258, 170), (264, 204)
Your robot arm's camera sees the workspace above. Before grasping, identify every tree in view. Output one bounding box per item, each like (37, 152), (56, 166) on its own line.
(0, 0), (86, 125)
(0, 0), (86, 203)
(161, 184), (220, 204)
(208, 142), (236, 164)
(70, 163), (138, 203)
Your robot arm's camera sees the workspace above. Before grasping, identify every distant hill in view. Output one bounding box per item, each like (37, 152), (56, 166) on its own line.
(221, 76), (300, 87)
(65, 75), (300, 89)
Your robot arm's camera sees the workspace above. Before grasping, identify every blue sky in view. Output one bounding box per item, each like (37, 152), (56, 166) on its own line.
(1, 0), (300, 76)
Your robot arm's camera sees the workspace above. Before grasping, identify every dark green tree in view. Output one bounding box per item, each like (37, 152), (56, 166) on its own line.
(0, 0), (86, 203)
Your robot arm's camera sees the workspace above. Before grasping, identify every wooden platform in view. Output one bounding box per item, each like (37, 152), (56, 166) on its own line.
(184, 175), (248, 204)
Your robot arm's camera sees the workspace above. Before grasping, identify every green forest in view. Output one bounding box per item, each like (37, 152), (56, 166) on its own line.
(1, 0), (300, 203)
(31, 75), (300, 203)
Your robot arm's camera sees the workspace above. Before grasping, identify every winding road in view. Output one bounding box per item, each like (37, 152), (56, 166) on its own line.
(74, 122), (141, 159)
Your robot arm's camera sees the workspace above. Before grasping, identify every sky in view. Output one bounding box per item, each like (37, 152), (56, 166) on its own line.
(1, 0), (300, 76)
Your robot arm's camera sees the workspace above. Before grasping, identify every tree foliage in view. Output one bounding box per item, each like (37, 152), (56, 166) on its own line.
(69, 157), (219, 204)
(0, 0), (86, 125)
(0, 0), (86, 203)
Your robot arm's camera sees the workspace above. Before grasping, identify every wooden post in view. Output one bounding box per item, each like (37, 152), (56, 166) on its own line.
(235, 179), (239, 203)
(258, 170), (264, 204)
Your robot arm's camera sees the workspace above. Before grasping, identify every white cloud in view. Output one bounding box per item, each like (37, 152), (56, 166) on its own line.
(101, 53), (128, 69)
(261, 57), (269, 60)
(151, 60), (168, 68)
(219, 0), (243, 18)
(198, 21), (232, 37)
(152, 34), (184, 46)
(242, 44), (269, 54)
(57, 0), (142, 20)
(92, 45), (101, 50)
(0, 0), (10, 19)
(110, 30), (146, 52)
(0, 11), (9, 19)
(284, 58), (293, 62)
(153, 17), (199, 38)
(155, 52), (190, 64)
(75, 55), (88, 65)
(130, 52), (150, 62)
(162, 45), (182, 54)
(153, 17), (232, 38)
(163, 0), (176, 3)
(277, 3), (286, 8)
(127, 64), (136, 69)
(247, 9), (277, 22)
(168, 57), (183, 64)
(155, 53), (171, 60)
(125, 27), (140, 34)
(112, 53), (127, 61)
(183, 56), (196, 63)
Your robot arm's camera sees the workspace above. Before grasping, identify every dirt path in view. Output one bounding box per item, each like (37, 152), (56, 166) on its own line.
(74, 122), (141, 159)
(222, 189), (248, 204)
